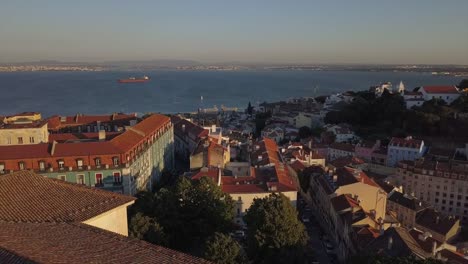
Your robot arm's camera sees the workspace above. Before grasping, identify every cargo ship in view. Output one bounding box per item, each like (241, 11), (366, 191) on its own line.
(118, 76), (150, 83)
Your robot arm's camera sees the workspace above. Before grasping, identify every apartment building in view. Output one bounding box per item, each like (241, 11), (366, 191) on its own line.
(394, 159), (468, 225)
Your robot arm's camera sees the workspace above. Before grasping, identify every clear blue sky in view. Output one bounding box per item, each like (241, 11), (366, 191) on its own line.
(1, 0), (468, 64)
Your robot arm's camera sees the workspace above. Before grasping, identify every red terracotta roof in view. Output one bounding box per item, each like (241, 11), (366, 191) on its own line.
(290, 160), (306, 173)
(439, 249), (468, 264)
(49, 132), (121, 142)
(422, 86), (459, 94)
(331, 194), (359, 212)
(344, 167), (379, 187)
(192, 138), (297, 194)
(389, 137), (423, 149)
(47, 113), (137, 130)
(329, 142), (355, 152)
(328, 156), (365, 169)
(0, 222), (211, 264)
(0, 114), (170, 162)
(0, 171), (135, 223)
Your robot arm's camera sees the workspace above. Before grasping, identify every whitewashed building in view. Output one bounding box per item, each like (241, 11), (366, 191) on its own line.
(420, 86), (460, 104)
(387, 136), (425, 167)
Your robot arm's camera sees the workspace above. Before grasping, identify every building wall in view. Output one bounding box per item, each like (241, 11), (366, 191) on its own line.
(415, 221), (460, 242)
(335, 182), (387, 222)
(387, 143), (424, 167)
(328, 148), (354, 161)
(226, 162), (251, 176)
(82, 202), (134, 236)
(421, 90), (460, 104)
(294, 112), (313, 128)
(190, 152), (204, 170)
(386, 200), (417, 227)
(0, 125), (49, 146)
(394, 165), (468, 225)
(231, 191), (297, 225)
(405, 100), (424, 109)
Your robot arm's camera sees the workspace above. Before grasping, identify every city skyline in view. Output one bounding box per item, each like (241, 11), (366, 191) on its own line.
(1, 0), (468, 65)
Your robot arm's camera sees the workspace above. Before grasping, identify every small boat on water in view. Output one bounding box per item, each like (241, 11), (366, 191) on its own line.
(118, 75), (150, 83)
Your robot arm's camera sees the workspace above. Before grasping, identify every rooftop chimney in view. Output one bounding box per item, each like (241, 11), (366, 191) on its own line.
(50, 141), (57, 156)
(387, 237), (393, 250)
(432, 241), (437, 256)
(217, 167), (222, 186)
(98, 130), (106, 141)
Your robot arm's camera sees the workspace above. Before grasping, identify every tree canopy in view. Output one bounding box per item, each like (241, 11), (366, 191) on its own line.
(350, 255), (444, 264)
(128, 176), (235, 254)
(298, 126), (312, 139)
(244, 193), (308, 264)
(247, 102), (254, 115)
(203, 232), (244, 264)
(324, 91), (468, 139)
(458, 79), (468, 90)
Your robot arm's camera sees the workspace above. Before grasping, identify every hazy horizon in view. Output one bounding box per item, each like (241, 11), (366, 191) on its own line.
(1, 1), (468, 65)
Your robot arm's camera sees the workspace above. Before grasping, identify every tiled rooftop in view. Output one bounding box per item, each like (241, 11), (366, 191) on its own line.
(0, 171), (135, 223)
(389, 137), (423, 149)
(0, 222), (211, 264)
(422, 86), (460, 94)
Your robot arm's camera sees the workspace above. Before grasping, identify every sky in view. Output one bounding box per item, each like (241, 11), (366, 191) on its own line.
(1, 0), (468, 65)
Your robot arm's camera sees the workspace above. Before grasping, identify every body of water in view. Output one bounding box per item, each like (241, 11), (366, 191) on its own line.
(0, 70), (463, 117)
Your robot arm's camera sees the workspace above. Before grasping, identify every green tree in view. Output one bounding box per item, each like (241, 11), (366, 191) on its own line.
(254, 111), (272, 137)
(247, 102), (254, 115)
(298, 126), (312, 139)
(350, 255), (444, 264)
(152, 176), (235, 251)
(244, 193), (308, 264)
(203, 232), (244, 264)
(128, 213), (167, 246)
(458, 79), (468, 90)
(451, 94), (468, 112)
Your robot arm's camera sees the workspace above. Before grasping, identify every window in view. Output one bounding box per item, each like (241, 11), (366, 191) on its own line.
(6, 137), (12, 144)
(18, 162), (25, 170)
(95, 173), (103, 186)
(58, 160), (65, 169)
(113, 157), (119, 166)
(76, 159), (83, 168)
(95, 158), (101, 167)
(77, 174), (85, 185)
(113, 172), (121, 184)
(17, 137), (23, 144)
(39, 161), (45, 171)
(0, 163), (5, 172)
(58, 175), (66, 181)
(29, 137), (35, 143)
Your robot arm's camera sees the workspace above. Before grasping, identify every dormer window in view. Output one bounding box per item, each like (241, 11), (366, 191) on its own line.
(58, 160), (65, 169)
(18, 161), (25, 170)
(39, 161), (46, 171)
(76, 159), (83, 168)
(113, 157), (119, 166)
(0, 163), (5, 173)
(95, 158), (101, 167)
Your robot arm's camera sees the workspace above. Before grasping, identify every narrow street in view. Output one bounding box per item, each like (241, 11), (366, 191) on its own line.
(298, 195), (335, 264)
